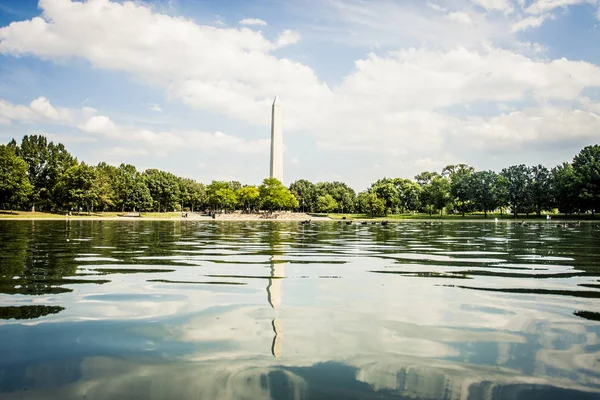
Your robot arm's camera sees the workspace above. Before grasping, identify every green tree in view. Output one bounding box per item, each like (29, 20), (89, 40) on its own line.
(421, 176), (451, 216)
(259, 178), (298, 211)
(94, 162), (118, 211)
(356, 191), (386, 217)
(572, 145), (600, 215)
(114, 164), (151, 212)
(316, 194), (338, 213)
(19, 135), (49, 211)
(414, 171), (440, 186)
(129, 180), (153, 212)
(552, 162), (579, 214)
(393, 178), (421, 212)
(181, 179), (207, 212)
(54, 162), (97, 212)
(315, 181), (356, 213)
(443, 164), (474, 217)
(370, 178), (399, 214)
(237, 185), (260, 211)
(142, 169), (182, 212)
(289, 179), (317, 212)
(501, 165), (531, 218)
(469, 170), (501, 217)
(207, 181), (239, 211)
(529, 165), (553, 216)
(0, 145), (32, 210)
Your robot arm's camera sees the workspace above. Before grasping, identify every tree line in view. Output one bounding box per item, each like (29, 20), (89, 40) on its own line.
(0, 135), (598, 217)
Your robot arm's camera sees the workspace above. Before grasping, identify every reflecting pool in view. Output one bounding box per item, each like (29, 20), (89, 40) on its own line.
(0, 220), (599, 399)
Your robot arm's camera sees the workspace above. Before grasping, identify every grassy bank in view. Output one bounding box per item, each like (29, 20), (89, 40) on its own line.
(325, 212), (598, 220)
(0, 211), (183, 219)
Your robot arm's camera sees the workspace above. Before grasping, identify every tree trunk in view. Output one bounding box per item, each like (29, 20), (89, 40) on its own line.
(484, 210), (487, 218)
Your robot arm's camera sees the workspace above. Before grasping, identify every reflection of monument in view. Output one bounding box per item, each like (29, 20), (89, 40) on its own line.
(270, 95), (283, 182)
(267, 253), (284, 357)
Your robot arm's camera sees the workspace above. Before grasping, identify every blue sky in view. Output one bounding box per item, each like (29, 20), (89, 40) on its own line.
(0, 0), (599, 190)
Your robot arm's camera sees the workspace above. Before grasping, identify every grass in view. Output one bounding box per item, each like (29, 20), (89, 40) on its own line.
(325, 212), (598, 221)
(0, 211), (184, 219)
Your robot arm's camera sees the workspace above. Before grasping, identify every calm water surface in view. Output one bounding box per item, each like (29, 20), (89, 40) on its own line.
(0, 220), (599, 399)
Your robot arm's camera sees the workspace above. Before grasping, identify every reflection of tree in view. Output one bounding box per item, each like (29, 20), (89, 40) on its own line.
(0, 305), (65, 320)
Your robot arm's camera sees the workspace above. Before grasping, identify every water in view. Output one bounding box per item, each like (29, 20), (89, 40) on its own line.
(0, 220), (599, 400)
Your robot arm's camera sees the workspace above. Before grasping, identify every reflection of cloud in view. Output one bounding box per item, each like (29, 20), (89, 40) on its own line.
(4, 354), (598, 400)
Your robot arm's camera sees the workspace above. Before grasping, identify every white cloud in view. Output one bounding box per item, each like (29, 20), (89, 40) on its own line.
(525, 0), (598, 14)
(447, 12), (474, 25)
(427, 3), (447, 13)
(471, 0), (515, 12)
(149, 104), (162, 112)
(0, 96), (81, 124)
(82, 115), (116, 134)
(275, 29), (301, 48)
(511, 15), (548, 31)
(239, 18), (267, 26)
(1, 0), (600, 183)
(78, 114), (269, 156)
(29, 96), (72, 121)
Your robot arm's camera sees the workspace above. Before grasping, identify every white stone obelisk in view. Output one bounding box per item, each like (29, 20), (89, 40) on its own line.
(270, 95), (283, 183)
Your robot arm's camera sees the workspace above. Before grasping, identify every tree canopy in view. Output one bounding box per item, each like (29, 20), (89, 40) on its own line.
(0, 135), (598, 217)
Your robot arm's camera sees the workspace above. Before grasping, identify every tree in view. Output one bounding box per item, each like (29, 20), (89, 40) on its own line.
(54, 162), (97, 212)
(19, 135), (49, 211)
(529, 165), (553, 216)
(207, 181), (239, 211)
(469, 170), (501, 217)
(414, 171), (440, 186)
(142, 169), (181, 212)
(316, 194), (338, 213)
(315, 181), (356, 213)
(290, 179), (317, 212)
(237, 186), (260, 212)
(114, 164), (151, 212)
(94, 162), (118, 211)
(393, 178), (422, 213)
(181, 179), (207, 212)
(0, 145), (32, 210)
(129, 180), (153, 212)
(370, 178), (399, 214)
(421, 176), (451, 216)
(501, 165), (531, 218)
(572, 145), (600, 215)
(444, 164), (474, 217)
(356, 191), (386, 217)
(259, 178), (298, 211)
(552, 162), (579, 215)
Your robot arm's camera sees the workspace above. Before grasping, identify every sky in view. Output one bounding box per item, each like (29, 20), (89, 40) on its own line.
(0, 0), (599, 190)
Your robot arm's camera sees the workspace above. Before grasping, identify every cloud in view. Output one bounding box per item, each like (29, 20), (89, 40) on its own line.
(149, 104), (162, 112)
(525, 0), (598, 14)
(471, 0), (515, 12)
(239, 18), (267, 26)
(511, 15), (549, 31)
(0, 96), (81, 124)
(427, 3), (447, 13)
(447, 12), (474, 25)
(275, 29), (301, 48)
(78, 114), (269, 156)
(1, 0), (600, 182)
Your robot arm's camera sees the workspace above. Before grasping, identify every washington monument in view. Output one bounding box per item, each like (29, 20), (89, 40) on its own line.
(270, 95), (283, 182)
